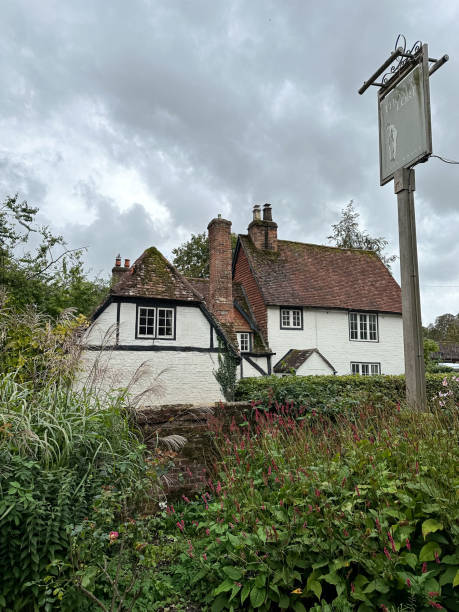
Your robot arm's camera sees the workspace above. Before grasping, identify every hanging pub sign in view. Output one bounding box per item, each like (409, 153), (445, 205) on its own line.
(378, 44), (432, 185)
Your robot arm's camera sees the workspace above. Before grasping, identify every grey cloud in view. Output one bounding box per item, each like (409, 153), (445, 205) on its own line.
(1, 0), (458, 324)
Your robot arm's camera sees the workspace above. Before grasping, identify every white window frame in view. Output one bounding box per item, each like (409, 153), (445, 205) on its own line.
(156, 307), (174, 338)
(351, 362), (381, 376)
(280, 308), (302, 329)
(349, 312), (378, 342)
(137, 306), (156, 338)
(137, 305), (175, 339)
(237, 332), (251, 353)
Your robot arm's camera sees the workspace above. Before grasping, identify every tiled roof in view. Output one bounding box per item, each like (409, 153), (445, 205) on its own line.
(111, 247), (202, 301)
(239, 236), (402, 313)
(273, 349), (336, 374)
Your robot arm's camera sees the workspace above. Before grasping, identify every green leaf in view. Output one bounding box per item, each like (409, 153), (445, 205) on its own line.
(453, 569), (459, 588)
(250, 586), (265, 608)
(422, 519), (443, 540)
(254, 574), (266, 588)
(439, 566), (458, 586)
(227, 533), (240, 547)
(293, 603), (307, 612)
(307, 579), (322, 600)
(419, 541), (442, 562)
(214, 578), (234, 595)
(241, 584), (250, 604)
(229, 583), (241, 602)
(399, 552), (418, 570)
(278, 593), (290, 609)
(211, 595), (228, 612)
(223, 566), (243, 580)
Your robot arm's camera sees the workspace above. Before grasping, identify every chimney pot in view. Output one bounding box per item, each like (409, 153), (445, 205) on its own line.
(253, 204), (261, 221)
(115, 254), (121, 267)
(124, 258), (130, 268)
(218, 213), (222, 219)
(263, 203), (272, 221)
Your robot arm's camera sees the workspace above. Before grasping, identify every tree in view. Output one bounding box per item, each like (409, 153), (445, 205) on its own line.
(425, 313), (459, 342)
(172, 231), (238, 278)
(172, 232), (209, 278)
(0, 194), (108, 317)
(328, 201), (397, 271)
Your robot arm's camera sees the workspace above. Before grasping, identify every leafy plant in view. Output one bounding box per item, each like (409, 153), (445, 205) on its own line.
(0, 374), (149, 610)
(161, 401), (459, 610)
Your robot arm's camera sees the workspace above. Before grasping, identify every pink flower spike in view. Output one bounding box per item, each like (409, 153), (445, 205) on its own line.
(406, 578), (411, 588)
(202, 553), (207, 560)
(205, 528), (210, 535)
(434, 551), (440, 564)
(422, 562), (428, 573)
(383, 547), (391, 560)
(406, 538), (411, 551)
(109, 531), (119, 541)
(428, 602), (443, 609)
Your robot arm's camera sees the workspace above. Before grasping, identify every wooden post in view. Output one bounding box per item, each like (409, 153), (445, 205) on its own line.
(394, 167), (426, 411)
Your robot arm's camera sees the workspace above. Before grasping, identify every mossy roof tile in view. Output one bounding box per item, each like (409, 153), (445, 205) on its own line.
(239, 235), (402, 313)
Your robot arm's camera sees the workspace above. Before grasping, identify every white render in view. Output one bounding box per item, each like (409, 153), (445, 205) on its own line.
(81, 301), (225, 405)
(267, 307), (404, 376)
(295, 351), (335, 376)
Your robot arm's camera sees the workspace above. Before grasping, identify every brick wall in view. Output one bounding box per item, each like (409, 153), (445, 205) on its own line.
(136, 401), (252, 497)
(233, 246), (268, 340)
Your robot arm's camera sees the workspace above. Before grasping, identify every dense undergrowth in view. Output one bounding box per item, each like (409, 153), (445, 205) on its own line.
(153, 394), (459, 611)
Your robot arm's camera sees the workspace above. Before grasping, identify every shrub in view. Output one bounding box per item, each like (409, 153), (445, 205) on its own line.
(0, 375), (148, 610)
(163, 401), (459, 610)
(235, 373), (459, 414)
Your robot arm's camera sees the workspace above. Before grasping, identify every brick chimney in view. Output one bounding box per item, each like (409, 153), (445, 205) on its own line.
(111, 254), (130, 286)
(207, 214), (233, 323)
(248, 203), (278, 251)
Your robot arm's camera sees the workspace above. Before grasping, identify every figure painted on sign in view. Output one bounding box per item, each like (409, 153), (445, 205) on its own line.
(387, 124), (397, 162)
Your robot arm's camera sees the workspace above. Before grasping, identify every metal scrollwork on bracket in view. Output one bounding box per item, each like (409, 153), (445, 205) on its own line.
(381, 35), (422, 84)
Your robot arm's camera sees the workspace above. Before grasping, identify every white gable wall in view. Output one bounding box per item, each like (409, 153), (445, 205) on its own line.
(296, 351), (335, 376)
(267, 307), (404, 375)
(81, 300), (225, 405)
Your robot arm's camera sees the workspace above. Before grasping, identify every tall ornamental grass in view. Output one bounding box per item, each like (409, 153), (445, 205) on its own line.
(0, 374), (147, 610)
(162, 396), (459, 611)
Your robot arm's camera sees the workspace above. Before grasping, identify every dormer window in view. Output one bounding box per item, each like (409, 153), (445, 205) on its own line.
(237, 332), (251, 352)
(280, 308), (303, 329)
(137, 305), (175, 339)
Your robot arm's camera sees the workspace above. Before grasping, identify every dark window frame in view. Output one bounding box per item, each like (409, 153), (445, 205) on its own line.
(279, 307), (304, 330)
(135, 303), (177, 340)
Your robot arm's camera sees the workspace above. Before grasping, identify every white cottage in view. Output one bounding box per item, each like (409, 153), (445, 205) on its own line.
(81, 205), (404, 404)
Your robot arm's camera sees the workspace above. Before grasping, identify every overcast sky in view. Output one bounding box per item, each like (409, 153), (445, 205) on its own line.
(1, 0), (458, 325)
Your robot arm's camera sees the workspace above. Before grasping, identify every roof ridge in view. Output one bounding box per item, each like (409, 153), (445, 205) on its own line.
(239, 233), (380, 256)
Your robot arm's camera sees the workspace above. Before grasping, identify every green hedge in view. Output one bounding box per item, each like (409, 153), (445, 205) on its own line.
(235, 373), (459, 414)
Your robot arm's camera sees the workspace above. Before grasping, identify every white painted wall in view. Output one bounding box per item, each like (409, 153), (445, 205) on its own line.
(239, 355), (269, 379)
(78, 348), (224, 405)
(267, 307), (404, 375)
(85, 302), (212, 348)
(81, 300), (225, 405)
(296, 351), (335, 376)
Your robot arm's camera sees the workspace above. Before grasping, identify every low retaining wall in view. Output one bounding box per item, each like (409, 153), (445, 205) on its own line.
(135, 401), (252, 497)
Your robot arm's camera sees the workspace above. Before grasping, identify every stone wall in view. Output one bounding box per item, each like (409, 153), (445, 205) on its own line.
(135, 401), (252, 497)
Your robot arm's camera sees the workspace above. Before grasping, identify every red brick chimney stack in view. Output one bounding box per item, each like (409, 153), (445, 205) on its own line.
(248, 203), (278, 251)
(112, 254), (130, 286)
(207, 214), (233, 324)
